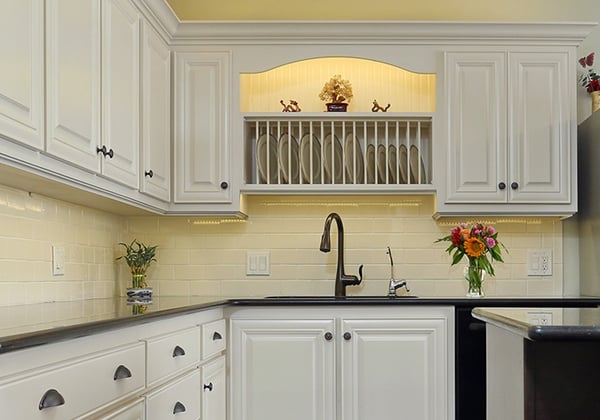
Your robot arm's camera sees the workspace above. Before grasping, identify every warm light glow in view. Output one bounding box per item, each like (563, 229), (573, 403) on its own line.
(240, 57), (435, 113)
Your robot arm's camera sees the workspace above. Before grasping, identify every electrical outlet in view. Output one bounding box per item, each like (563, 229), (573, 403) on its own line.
(246, 252), (270, 276)
(527, 311), (553, 325)
(52, 246), (65, 276)
(527, 249), (553, 276)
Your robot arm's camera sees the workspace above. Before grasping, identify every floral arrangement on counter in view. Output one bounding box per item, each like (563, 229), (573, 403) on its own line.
(116, 239), (158, 289)
(578, 52), (600, 93)
(436, 223), (506, 297)
(319, 74), (353, 104)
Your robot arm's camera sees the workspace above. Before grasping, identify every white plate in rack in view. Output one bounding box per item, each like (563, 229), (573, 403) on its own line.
(410, 145), (427, 184)
(257, 133), (278, 183)
(376, 144), (387, 183)
(278, 133), (299, 184)
(388, 144), (397, 184)
(399, 144), (409, 184)
(300, 133), (322, 184)
(344, 133), (364, 184)
(366, 144), (376, 184)
(323, 133), (343, 184)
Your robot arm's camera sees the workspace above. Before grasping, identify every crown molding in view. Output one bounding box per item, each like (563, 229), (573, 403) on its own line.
(136, 2), (597, 46)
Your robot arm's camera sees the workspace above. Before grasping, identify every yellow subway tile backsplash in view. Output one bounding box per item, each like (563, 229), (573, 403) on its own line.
(0, 183), (568, 306)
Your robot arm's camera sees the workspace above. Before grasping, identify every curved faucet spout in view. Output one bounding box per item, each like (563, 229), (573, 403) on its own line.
(319, 212), (363, 296)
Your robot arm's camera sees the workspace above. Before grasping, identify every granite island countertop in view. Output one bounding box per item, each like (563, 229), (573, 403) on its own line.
(472, 306), (600, 341)
(2, 295), (600, 353)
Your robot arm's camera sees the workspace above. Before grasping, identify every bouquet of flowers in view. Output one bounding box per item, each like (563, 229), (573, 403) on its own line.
(578, 52), (600, 93)
(436, 223), (505, 296)
(436, 223), (504, 273)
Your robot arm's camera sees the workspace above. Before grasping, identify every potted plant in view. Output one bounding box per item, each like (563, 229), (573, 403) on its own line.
(319, 74), (353, 112)
(116, 239), (157, 301)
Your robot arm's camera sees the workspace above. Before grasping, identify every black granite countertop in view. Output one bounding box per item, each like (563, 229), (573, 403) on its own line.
(1, 295), (599, 354)
(472, 306), (600, 341)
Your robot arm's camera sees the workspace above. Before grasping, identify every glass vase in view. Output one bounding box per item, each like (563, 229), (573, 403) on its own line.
(464, 265), (485, 298)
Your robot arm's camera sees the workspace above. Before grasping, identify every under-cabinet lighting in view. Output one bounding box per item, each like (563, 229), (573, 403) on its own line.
(436, 218), (545, 226)
(188, 218), (247, 225)
(260, 199), (423, 208)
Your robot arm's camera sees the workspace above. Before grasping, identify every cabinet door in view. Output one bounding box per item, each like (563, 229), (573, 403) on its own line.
(0, 0), (44, 150)
(140, 22), (171, 201)
(201, 356), (226, 420)
(508, 52), (571, 203)
(174, 51), (231, 204)
(46, 0), (101, 171)
(445, 52), (507, 203)
(230, 318), (336, 420)
(101, 0), (140, 188)
(340, 318), (449, 420)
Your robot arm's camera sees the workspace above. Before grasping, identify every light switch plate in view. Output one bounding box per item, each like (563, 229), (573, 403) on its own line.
(246, 252), (270, 276)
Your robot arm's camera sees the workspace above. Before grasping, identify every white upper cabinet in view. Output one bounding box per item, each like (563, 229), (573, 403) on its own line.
(101, 0), (140, 189)
(439, 49), (576, 216)
(173, 51), (232, 204)
(46, 0), (140, 189)
(140, 22), (171, 202)
(508, 52), (570, 204)
(45, 0), (101, 172)
(0, 0), (44, 150)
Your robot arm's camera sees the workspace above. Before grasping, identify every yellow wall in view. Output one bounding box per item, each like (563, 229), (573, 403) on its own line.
(0, 185), (124, 306)
(122, 195), (563, 300)
(0, 184), (565, 306)
(166, 0), (600, 21)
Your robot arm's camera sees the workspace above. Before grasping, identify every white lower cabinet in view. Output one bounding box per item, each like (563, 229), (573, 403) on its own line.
(230, 306), (454, 420)
(0, 341), (145, 420)
(0, 307), (226, 420)
(146, 370), (201, 420)
(231, 318), (336, 420)
(90, 398), (145, 420)
(201, 356), (226, 420)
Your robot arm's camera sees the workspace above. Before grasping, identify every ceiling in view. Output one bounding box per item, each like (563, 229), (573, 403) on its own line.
(165, 0), (598, 21)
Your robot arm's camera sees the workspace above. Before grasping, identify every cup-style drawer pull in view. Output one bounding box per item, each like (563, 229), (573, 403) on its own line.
(113, 364), (132, 381)
(212, 331), (223, 341)
(173, 401), (186, 414)
(204, 382), (213, 391)
(39, 389), (65, 410)
(172, 345), (186, 357)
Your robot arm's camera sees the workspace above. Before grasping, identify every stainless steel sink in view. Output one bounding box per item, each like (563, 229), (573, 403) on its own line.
(265, 295), (418, 299)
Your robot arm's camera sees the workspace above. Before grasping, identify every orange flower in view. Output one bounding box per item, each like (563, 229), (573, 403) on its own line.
(464, 237), (485, 257)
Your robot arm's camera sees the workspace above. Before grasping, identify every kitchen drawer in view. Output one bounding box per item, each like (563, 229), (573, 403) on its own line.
(202, 318), (226, 360)
(146, 326), (201, 387)
(0, 342), (145, 419)
(146, 370), (201, 420)
(83, 397), (145, 420)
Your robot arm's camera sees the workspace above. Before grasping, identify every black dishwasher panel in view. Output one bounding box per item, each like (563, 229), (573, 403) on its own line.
(455, 306), (487, 420)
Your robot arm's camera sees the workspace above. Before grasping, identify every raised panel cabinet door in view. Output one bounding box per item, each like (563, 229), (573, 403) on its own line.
(340, 318), (450, 420)
(46, 0), (101, 171)
(201, 356), (226, 420)
(101, 0), (140, 188)
(0, 0), (44, 150)
(444, 52), (507, 203)
(508, 52), (571, 203)
(174, 51), (231, 203)
(140, 21), (171, 202)
(230, 318), (336, 420)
